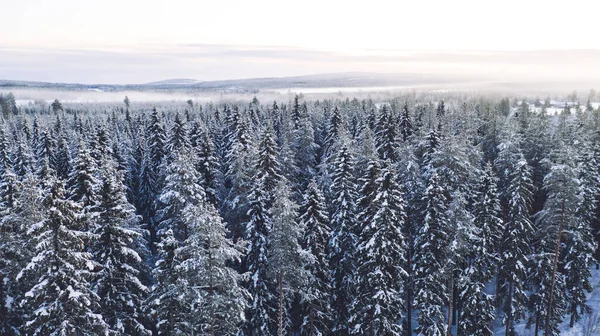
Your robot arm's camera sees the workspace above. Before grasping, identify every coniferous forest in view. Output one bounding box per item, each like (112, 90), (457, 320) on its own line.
(1, 93), (600, 336)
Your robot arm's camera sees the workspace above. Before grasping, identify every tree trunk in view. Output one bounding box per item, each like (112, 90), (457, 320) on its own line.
(406, 228), (413, 336)
(544, 200), (565, 336)
(447, 268), (453, 336)
(505, 281), (513, 336)
(279, 275), (284, 336)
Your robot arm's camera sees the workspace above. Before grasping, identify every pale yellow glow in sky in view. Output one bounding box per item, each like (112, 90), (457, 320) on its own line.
(3, 0), (600, 51)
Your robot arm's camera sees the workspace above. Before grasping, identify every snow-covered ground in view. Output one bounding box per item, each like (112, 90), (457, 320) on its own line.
(493, 267), (600, 335)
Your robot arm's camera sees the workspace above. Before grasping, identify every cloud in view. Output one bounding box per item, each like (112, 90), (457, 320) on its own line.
(0, 44), (599, 85)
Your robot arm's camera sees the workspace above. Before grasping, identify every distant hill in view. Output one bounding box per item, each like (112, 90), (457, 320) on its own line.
(0, 72), (473, 92)
(145, 79), (203, 85)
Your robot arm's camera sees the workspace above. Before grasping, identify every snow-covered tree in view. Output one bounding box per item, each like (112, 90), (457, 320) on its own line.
(328, 141), (358, 336)
(458, 163), (502, 335)
(268, 178), (307, 336)
(178, 201), (248, 335)
(17, 178), (108, 335)
(349, 162), (407, 336)
(414, 172), (451, 336)
(147, 229), (190, 335)
(530, 153), (581, 336)
(243, 181), (276, 336)
(495, 137), (535, 336)
(92, 160), (150, 335)
(299, 179), (332, 336)
(157, 149), (205, 241)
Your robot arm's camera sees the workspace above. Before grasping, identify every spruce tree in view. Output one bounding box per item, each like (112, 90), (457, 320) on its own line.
(300, 179), (332, 336)
(178, 201), (248, 335)
(166, 113), (190, 156)
(458, 163), (502, 335)
(17, 178), (108, 335)
(530, 155), (580, 336)
(399, 102), (413, 142)
(414, 172), (451, 336)
(244, 181), (276, 336)
(92, 160), (151, 335)
(157, 149), (205, 241)
(268, 178), (306, 336)
(328, 142), (358, 335)
(349, 163), (407, 336)
(495, 138), (535, 336)
(147, 229), (190, 335)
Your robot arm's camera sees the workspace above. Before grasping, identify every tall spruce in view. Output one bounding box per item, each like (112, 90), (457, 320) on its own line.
(414, 172), (451, 336)
(349, 162), (407, 336)
(17, 178), (108, 335)
(300, 179), (332, 336)
(328, 141), (358, 335)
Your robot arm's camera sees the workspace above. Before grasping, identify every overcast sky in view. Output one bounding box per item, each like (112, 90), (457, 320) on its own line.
(1, 0), (599, 84)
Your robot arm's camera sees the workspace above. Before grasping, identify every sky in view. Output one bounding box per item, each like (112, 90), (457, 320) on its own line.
(1, 0), (600, 84)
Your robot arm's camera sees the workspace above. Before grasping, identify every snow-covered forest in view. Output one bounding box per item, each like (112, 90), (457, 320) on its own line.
(1, 92), (600, 336)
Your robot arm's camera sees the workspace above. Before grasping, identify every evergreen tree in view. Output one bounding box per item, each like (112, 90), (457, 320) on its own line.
(195, 128), (221, 206)
(349, 163), (407, 336)
(92, 160), (151, 335)
(178, 201), (248, 335)
(414, 173), (451, 336)
(399, 103), (413, 142)
(495, 138), (535, 336)
(35, 129), (57, 173)
(55, 136), (72, 180)
(530, 156), (580, 336)
(458, 163), (502, 335)
(147, 229), (190, 335)
(268, 178), (306, 335)
(157, 149), (205, 241)
(328, 142), (358, 335)
(375, 105), (399, 162)
(166, 113), (190, 156)
(299, 179), (332, 336)
(66, 141), (98, 232)
(244, 181), (276, 336)
(17, 178), (108, 335)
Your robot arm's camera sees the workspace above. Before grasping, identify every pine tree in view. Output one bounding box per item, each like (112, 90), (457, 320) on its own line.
(92, 160), (151, 335)
(35, 129), (57, 173)
(66, 141), (98, 232)
(530, 155), (580, 336)
(0, 127), (12, 171)
(254, 125), (283, 204)
(293, 113), (319, 190)
(178, 201), (248, 335)
(13, 139), (34, 178)
(268, 178), (306, 336)
(195, 128), (221, 206)
(244, 181), (276, 336)
(55, 136), (71, 180)
(414, 172), (451, 336)
(147, 229), (190, 335)
(90, 125), (113, 167)
(375, 105), (399, 162)
(495, 138), (535, 336)
(300, 179), (332, 336)
(17, 178), (108, 335)
(166, 113), (190, 156)
(0, 167), (23, 334)
(349, 163), (407, 336)
(222, 109), (254, 241)
(328, 142), (358, 335)
(458, 163), (502, 335)
(399, 103), (413, 142)
(157, 149), (205, 241)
